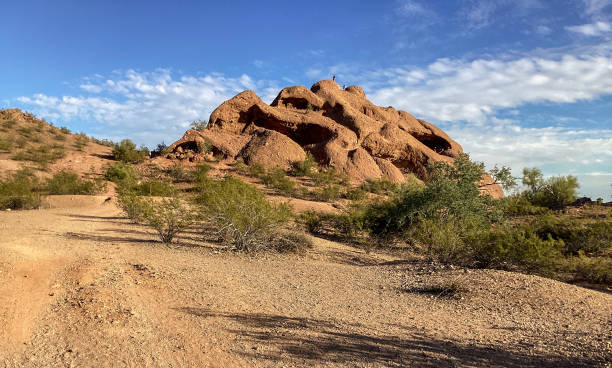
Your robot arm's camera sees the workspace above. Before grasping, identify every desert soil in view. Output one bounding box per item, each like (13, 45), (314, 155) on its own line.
(0, 196), (610, 367)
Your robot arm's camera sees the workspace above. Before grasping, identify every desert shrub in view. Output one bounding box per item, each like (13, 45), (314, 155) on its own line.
(112, 139), (149, 164)
(0, 139), (11, 152)
(90, 137), (114, 147)
(1, 120), (16, 129)
(0, 169), (42, 210)
(117, 192), (148, 222)
(261, 168), (296, 195)
(345, 187), (367, 201)
(52, 130), (67, 141)
(105, 162), (137, 184)
(44, 171), (102, 195)
(195, 176), (292, 252)
(34, 121), (45, 132)
(167, 162), (187, 182)
(312, 184), (342, 202)
(320, 206), (368, 239)
(522, 168), (579, 208)
(15, 137), (27, 149)
(140, 196), (195, 243)
(73, 134), (89, 151)
(360, 177), (398, 195)
(131, 180), (176, 196)
(312, 167), (348, 186)
(299, 210), (322, 233)
(291, 152), (317, 177)
(407, 216), (564, 274)
(192, 163), (211, 182)
(500, 193), (550, 216)
(150, 142), (168, 158)
(527, 214), (612, 257)
(17, 126), (35, 138)
(565, 255), (612, 285)
(248, 163), (266, 178)
(13, 145), (66, 168)
(269, 230), (315, 253)
(59, 126), (71, 134)
(190, 119), (207, 131)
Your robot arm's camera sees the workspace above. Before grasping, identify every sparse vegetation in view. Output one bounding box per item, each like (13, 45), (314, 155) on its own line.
(140, 196), (195, 243)
(360, 177), (398, 195)
(0, 139), (12, 152)
(195, 176), (292, 252)
(291, 152), (317, 177)
(13, 145), (66, 169)
(0, 169), (42, 210)
(190, 119), (207, 131)
(44, 171), (104, 195)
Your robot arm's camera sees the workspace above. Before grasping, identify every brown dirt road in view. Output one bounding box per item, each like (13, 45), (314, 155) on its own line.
(0, 196), (610, 367)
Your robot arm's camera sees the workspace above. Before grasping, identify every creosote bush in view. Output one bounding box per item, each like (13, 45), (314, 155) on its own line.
(195, 176), (292, 252)
(44, 171), (104, 195)
(291, 152), (317, 177)
(0, 169), (42, 210)
(13, 145), (66, 169)
(360, 177), (398, 195)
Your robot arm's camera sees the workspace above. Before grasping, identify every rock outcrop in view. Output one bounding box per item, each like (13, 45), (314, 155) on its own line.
(167, 80), (502, 196)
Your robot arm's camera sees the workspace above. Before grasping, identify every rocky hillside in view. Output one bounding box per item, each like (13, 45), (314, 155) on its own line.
(166, 80), (503, 197)
(0, 109), (114, 178)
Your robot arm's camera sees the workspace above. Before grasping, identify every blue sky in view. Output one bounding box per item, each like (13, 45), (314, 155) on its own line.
(1, 0), (611, 198)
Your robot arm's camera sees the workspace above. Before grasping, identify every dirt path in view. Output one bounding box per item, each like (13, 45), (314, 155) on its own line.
(0, 197), (610, 367)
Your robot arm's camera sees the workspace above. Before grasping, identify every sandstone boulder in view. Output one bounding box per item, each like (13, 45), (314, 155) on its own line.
(166, 80), (502, 197)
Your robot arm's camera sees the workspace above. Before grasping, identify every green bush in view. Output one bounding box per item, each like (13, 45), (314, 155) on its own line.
(360, 177), (398, 195)
(299, 210), (322, 233)
(248, 163), (266, 178)
(44, 171), (102, 195)
(141, 196), (195, 243)
(13, 145), (66, 169)
(59, 126), (71, 134)
(566, 255), (612, 285)
(291, 152), (317, 177)
(0, 169), (42, 210)
(268, 230), (314, 253)
(105, 162), (137, 184)
(500, 194), (550, 216)
(192, 163), (211, 182)
(312, 184), (342, 202)
(0, 139), (12, 152)
(112, 139), (149, 164)
(1, 120), (16, 129)
(345, 187), (367, 201)
(522, 168), (579, 208)
(312, 167), (348, 186)
(117, 192), (148, 222)
(197, 138), (213, 154)
(190, 120), (207, 131)
(261, 168), (296, 196)
(73, 134), (89, 151)
(131, 180), (176, 197)
(195, 176), (292, 252)
(168, 162), (187, 182)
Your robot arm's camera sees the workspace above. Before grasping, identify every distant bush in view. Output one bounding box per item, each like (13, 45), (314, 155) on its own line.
(522, 168), (579, 208)
(195, 176), (292, 252)
(248, 163), (266, 178)
(167, 162), (188, 182)
(360, 177), (398, 195)
(291, 152), (317, 177)
(192, 163), (211, 182)
(261, 168), (296, 196)
(345, 187), (367, 201)
(500, 194), (550, 216)
(150, 142), (168, 158)
(1, 120), (16, 129)
(190, 120), (207, 131)
(299, 210), (322, 233)
(105, 162), (137, 184)
(117, 192), (148, 223)
(112, 139), (149, 164)
(13, 145), (66, 169)
(312, 184), (342, 202)
(131, 180), (176, 197)
(0, 139), (12, 152)
(311, 167), (348, 186)
(197, 138), (213, 155)
(44, 171), (103, 195)
(0, 169), (42, 210)
(59, 126), (71, 134)
(73, 134), (89, 151)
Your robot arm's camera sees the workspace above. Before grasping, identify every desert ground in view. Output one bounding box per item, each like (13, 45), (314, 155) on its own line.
(0, 196), (610, 367)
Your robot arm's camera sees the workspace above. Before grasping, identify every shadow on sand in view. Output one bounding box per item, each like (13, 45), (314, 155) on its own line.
(175, 308), (599, 368)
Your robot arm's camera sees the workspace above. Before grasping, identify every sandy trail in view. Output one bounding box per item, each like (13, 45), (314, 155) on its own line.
(0, 196), (610, 367)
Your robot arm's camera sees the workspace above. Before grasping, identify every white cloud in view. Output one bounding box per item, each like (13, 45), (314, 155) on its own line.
(17, 69), (273, 145)
(461, 0), (543, 29)
(582, 0), (612, 17)
(535, 25), (552, 35)
(363, 53), (612, 123)
(396, 0), (430, 16)
(566, 21), (612, 36)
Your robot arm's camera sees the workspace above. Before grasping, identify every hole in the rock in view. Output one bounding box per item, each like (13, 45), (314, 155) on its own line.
(416, 135), (452, 155)
(279, 97), (311, 110)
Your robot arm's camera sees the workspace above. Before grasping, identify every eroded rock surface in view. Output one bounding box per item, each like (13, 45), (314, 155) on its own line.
(167, 80), (501, 196)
